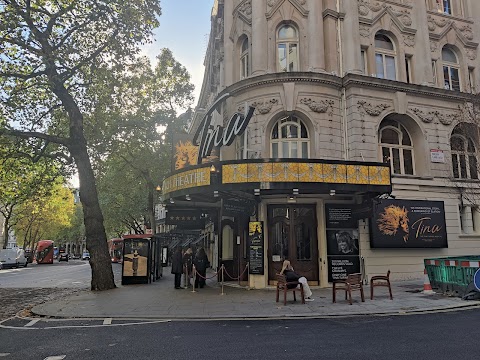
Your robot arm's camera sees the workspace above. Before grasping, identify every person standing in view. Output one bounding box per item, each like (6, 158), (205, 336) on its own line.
(193, 247), (210, 288)
(182, 247), (193, 288)
(171, 247), (183, 289)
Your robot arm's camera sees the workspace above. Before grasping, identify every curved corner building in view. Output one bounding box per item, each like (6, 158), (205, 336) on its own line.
(162, 0), (480, 288)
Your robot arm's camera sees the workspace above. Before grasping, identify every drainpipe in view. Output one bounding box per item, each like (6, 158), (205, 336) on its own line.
(337, 0), (348, 160)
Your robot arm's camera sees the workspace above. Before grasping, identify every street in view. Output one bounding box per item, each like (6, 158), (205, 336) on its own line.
(0, 309), (479, 359)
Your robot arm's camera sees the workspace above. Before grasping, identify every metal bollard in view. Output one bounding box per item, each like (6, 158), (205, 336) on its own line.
(220, 264), (225, 295)
(191, 264), (197, 293)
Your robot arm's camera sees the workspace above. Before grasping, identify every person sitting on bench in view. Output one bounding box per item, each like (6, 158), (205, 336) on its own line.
(280, 260), (314, 302)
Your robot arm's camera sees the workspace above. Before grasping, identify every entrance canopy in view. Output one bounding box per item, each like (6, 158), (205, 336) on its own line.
(162, 158), (392, 202)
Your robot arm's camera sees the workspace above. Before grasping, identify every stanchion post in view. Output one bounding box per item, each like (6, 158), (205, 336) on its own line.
(221, 264), (225, 295)
(191, 264), (197, 293)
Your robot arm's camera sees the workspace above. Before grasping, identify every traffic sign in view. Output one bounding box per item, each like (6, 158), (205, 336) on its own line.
(474, 269), (480, 291)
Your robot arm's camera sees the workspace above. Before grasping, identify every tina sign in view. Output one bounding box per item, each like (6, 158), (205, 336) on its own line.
(370, 199), (448, 248)
(193, 93), (255, 164)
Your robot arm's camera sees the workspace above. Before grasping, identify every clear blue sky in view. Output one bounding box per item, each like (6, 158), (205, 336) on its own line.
(141, 0), (213, 105)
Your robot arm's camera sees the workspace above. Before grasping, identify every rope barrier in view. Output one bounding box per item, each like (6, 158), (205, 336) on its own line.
(222, 263), (249, 281)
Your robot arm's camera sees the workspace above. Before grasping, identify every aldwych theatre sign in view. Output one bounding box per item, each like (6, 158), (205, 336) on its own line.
(193, 93), (255, 164)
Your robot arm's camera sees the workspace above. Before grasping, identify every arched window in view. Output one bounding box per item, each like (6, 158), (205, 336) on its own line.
(436, 0), (452, 15)
(271, 115), (309, 159)
(277, 25), (299, 72)
(375, 33), (397, 80)
(451, 129), (478, 179)
(240, 37), (250, 80)
(442, 47), (461, 91)
(379, 119), (414, 175)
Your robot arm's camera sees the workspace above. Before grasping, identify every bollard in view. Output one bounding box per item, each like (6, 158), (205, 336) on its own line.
(220, 264), (225, 295)
(191, 264), (197, 293)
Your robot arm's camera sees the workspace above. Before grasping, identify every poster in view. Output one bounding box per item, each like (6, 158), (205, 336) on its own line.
(123, 240), (149, 277)
(248, 221), (264, 275)
(370, 199), (448, 248)
(325, 203), (361, 281)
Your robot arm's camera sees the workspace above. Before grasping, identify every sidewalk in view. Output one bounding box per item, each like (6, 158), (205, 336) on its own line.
(31, 269), (480, 320)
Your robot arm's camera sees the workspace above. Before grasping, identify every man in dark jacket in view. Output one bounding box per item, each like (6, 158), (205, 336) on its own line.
(171, 247), (183, 289)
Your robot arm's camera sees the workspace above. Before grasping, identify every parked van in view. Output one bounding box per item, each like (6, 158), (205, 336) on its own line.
(0, 249), (28, 268)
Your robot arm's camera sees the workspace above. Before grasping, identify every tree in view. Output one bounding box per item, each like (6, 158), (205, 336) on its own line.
(0, 0), (161, 290)
(95, 50), (194, 235)
(14, 180), (75, 251)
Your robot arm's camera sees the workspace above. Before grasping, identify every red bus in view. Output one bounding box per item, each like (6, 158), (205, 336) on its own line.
(108, 238), (124, 263)
(35, 240), (54, 264)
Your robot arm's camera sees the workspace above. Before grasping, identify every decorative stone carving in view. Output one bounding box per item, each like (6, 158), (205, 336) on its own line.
(357, 100), (390, 116)
(427, 15), (450, 32)
(300, 98), (335, 115)
(459, 25), (474, 41)
(411, 107), (460, 126)
(403, 35), (415, 47)
(358, 0), (383, 17)
(238, 0), (252, 21)
(267, 0), (279, 7)
(389, 8), (412, 27)
(430, 41), (438, 53)
(238, 99), (279, 115)
(359, 25), (370, 38)
(466, 49), (477, 61)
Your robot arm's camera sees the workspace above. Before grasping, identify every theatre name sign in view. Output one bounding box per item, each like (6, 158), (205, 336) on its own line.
(162, 167), (211, 194)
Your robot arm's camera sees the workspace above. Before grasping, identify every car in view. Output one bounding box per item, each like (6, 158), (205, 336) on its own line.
(82, 251), (90, 260)
(58, 253), (69, 262)
(0, 248), (27, 268)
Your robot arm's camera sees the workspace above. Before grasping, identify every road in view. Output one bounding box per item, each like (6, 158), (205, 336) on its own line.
(0, 260), (123, 320)
(0, 309), (479, 360)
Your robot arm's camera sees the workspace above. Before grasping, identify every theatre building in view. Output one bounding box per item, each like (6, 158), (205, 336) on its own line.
(161, 0), (480, 288)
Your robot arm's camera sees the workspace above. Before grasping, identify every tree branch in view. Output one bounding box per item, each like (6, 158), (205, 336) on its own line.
(0, 128), (71, 147)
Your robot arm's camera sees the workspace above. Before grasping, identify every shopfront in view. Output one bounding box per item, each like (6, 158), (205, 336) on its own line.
(162, 159), (392, 288)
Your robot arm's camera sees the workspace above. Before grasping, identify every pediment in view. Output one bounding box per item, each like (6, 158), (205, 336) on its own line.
(360, 6), (416, 36)
(230, 0), (252, 41)
(266, 0), (309, 20)
(429, 21), (478, 48)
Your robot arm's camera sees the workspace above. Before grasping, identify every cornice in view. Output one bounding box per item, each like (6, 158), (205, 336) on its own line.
(322, 9), (345, 21)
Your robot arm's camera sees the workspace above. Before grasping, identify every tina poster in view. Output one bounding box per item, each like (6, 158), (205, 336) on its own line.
(248, 221), (264, 275)
(370, 199), (448, 248)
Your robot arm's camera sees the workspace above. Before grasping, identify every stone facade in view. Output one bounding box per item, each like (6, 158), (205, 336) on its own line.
(192, 0), (480, 285)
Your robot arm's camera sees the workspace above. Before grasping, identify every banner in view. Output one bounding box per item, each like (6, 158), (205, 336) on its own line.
(165, 209), (205, 229)
(370, 199), (448, 248)
(172, 133), (198, 171)
(223, 198), (256, 217)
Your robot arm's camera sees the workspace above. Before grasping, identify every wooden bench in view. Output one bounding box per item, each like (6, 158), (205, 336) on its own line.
(276, 273), (305, 305)
(332, 273), (365, 305)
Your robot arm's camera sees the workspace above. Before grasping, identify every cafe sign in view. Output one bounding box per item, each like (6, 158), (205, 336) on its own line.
(193, 93), (255, 164)
(370, 199), (448, 248)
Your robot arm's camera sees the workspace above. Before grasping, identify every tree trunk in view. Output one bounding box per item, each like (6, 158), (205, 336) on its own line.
(71, 144), (115, 290)
(147, 185), (155, 235)
(2, 218), (8, 249)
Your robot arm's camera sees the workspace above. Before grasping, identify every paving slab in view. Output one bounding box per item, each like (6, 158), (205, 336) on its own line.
(31, 270), (480, 319)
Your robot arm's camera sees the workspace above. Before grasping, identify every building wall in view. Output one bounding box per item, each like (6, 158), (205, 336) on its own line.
(194, 0), (480, 282)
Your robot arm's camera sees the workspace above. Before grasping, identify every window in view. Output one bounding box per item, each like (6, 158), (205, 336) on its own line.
(405, 55), (413, 83)
(451, 129), (478, 179)
(442, 47), (461, 91)
(277, 25), (299, 72)
(468, 68), (476, 94)
(240, 37), (250, 80)
(379, 119), (415, 175)
(271, 115), (309, 158)
(436, 0), (452, 15)
(236, 132), (246, 160)
(361, 48), (368, 74)
(375, 33), (397, 80)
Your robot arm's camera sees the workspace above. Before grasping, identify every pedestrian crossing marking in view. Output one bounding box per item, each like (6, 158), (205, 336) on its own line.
(24, 319), (40, 327)
(102, 318), (112, 325)
(44, 356), (66, 360)
(0, 354), (10, 357)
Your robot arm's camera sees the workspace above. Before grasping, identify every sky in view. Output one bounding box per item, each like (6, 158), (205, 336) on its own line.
(141, 0), (214, 106)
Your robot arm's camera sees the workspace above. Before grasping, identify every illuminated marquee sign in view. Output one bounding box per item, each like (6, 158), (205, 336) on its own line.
(162, 167), (210, 195)
(193, 93), (255, 164)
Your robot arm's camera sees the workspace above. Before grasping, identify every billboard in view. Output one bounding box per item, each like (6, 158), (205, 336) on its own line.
(370, 199), (448, 248)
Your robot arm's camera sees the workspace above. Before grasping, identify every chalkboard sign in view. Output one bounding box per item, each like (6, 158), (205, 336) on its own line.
(248, 221), (264, 275)
(327, 256), (361, 282)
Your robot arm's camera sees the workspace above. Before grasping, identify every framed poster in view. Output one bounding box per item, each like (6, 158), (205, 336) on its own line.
(248, 221), (264, 275)
(123, 240), (149, 278)
(370, 199), (448, 248)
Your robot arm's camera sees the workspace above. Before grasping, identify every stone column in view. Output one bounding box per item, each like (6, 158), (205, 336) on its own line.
(308, 0), (325, 72)
(340, 0), (362, 74)
(251, 0), (268, 76)
(411, 0), (434, 85)
(223, 1), (234, 86)
(323, 0), (339, 74)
